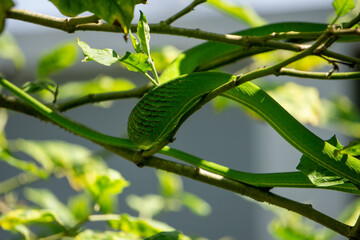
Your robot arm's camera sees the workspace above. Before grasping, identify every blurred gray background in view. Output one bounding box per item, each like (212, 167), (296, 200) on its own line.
(1, 0), (357, 239)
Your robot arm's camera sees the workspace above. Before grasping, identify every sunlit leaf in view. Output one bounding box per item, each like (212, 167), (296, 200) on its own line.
(13, 139), (99, 172)
(0, 109), (7, 148)
(181, 193), (211, 216)
(78, 39), (152, 74)
(253, 51), (327, 72)
(78, 39), (120, 66)
(321, 95), (360, 138)
(120, 51), (152, 73)
(39, 75), (135, 103)
(266, 82), (323, 126)
(340, 139), (360, 156)
(49, 0), (141, 34)
(126, 194), (165, 218)
(74, 229), (140, 240)
(144, 231), (180, 240)
(130, 32), (142, 53)
(0, 0), (14, 33)
(137, 11), (151, 57)
(109, 214), (174, 238)
(297, 135), (348, 187)
(157, 170), (183, 197)
(86, 169), (129, 213)
(268, 208), (324, 240)
(333, 0), (355, 17)
(0, 208), (58, 230)
(68, 194), (92, 221)
(0, 33), (25, 69)
(151, 46), (181, 73)
(24, 188), (77, 227)
(207, 0), (266, 27)
(38, 41), (78, 78)
(0, 149), (48, 178)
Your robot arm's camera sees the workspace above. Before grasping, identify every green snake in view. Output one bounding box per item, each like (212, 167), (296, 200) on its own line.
(1, 22), (360, 194)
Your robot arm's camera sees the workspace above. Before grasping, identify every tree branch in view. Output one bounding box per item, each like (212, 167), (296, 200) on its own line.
(278, 68), (360, 79)
(7, 9), (99, 33)
(163, 0), (207, 25)
(102, 144), (351, 238)
(6, 9), (302, 52)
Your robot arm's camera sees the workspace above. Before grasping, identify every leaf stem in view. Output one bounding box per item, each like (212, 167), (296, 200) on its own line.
(144, 72), (158, 86)
(162, 0), (207, 25)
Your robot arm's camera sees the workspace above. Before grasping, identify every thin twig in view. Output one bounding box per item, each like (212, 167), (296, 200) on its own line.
(7, 9), (99, 33)
(343, 12), (360, 29)
(278, 68), (360, 79)
(56, 82), (153, 112)
(6, 9), (303, 52)
(163, 0), (207, 25)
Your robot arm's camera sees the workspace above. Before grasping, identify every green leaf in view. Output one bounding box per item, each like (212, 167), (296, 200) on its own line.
(24, 188), (76, 227)
(49, 0), (139, 34)
(130, 32), (142, 53)
(86, 169), (129, 213)
(268, 208), (323, 240)
(0, 0), (14, 33)
(0, 109), (7, 148)
(181, 193), (211, 216)
(38, 41), (78, 78)
(13, 139), (98, 171)
(120, 51), (152, 73)
(77, 39), (120, 66)
(0, 208), (57, 230)
(126, 194), (165, 218)
(297, 136), (348, 187)
(109, 214), (174, 238)
(151, 46), (181, 73)
(74, 229), (140, 240)
(0, 33), (25, 69)
(332, 0), (355, 17)
(144, 231), (180, 240)
(340, 139), (360, 156)
(137, 11), (151, 57)
(0, 149), (48, 178)
(39, 75), (135, 103)
(157, 170), (183, 197)
(68, 194), (92, 221)
(207, 0), (267, 27)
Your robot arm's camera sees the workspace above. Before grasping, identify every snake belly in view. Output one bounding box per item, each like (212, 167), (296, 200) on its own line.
(127, 73), (235, 150)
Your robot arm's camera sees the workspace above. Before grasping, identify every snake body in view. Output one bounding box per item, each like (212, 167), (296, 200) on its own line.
(2, 21), (359, 194)
(128, 72), (360, 187)
(128, 73), (235, 150)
